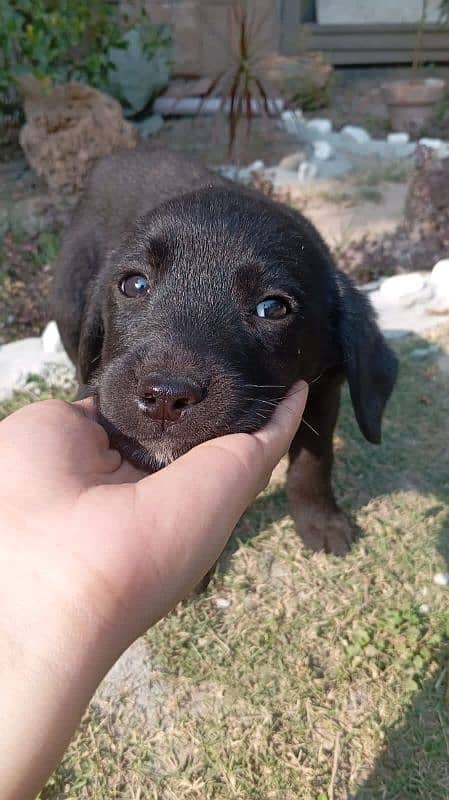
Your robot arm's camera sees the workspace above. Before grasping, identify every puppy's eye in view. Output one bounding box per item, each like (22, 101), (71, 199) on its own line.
(256, 297), (290, 320)
(120, 274), (150, 298)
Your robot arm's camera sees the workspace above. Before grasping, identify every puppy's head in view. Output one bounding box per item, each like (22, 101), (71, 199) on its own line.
(78, 186), (397, 469)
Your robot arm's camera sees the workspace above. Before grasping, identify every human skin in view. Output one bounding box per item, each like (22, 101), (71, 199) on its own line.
(0, 382), (307, 800)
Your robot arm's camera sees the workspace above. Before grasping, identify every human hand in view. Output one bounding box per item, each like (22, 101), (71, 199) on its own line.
(0, 381), (307, 800)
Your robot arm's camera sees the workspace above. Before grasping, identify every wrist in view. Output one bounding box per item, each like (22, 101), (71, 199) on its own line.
(0, 529), (117, 800)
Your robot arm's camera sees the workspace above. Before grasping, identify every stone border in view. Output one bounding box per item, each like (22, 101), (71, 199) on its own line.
(215, 109), (449, 185)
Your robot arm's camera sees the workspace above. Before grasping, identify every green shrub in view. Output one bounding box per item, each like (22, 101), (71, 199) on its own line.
(0, 0), (126, 119)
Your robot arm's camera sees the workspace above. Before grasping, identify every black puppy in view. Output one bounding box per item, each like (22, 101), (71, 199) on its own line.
(53, 146), (398, 558)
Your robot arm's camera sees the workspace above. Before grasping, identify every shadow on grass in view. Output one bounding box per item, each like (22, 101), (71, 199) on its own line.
(217, 331), (449, 798)
(347, 332), (449, 799)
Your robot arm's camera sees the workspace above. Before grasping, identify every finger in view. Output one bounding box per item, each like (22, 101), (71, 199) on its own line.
(112, 460), (149, 483)
(130, 381), (308, 595)
(71, 399), (147, 482)
(72, 397), (98, 421)
(213, 380), (309, 481)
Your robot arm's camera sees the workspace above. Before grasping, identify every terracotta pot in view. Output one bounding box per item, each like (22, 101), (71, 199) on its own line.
(382, 78), (446, 134)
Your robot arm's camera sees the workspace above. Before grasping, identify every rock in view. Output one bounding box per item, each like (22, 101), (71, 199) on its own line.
(341, 125), (371, 144)
(313, 140), (333, 160)
(379, 272), (433, 307)
(214, 597), (231, 609)
(280, 109), (305, 136)
(236, 161), (265, 185)
(247, 160), (264, 173)
(434, 572), (449, 585)
(428, 259), (449, 310)
(430, 258), (449, 296)
(0, 330), (73, 401)
(107, 22), (170, 117)
(278, 151), (306, 171)
(388, 132), (410, 144)
(18, 77), (137, 193)
(419, 137), (443, 150)
(358, 279), (382, 293)
(41, 321), (63, 355)
(307, 117), (332, 135)
(297, 161), (318, 183)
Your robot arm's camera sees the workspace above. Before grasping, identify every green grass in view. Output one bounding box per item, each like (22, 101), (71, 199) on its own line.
(0, 376), (75, 419)
(4, 330), (449, 799)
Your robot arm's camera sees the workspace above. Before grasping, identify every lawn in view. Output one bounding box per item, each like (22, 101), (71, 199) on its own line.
(3, 328), (449, 799)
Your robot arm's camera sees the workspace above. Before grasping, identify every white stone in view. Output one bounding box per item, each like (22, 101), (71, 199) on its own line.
(419, 137), (443, 150)
(313, 140), (333, 160)
(0, 332), (73, 401)
(341, 125), (371, 144)
(379, 272), (433, 308)
(437, 142), (449, 158)
(215, 164), (240, 181)
(214, 597), (231, 609)
(307, 117), (332, 135)
(234, 160), (265, 185)
(419, 603), (430, 614)
(430, 258), (449, 296)
(281, 109), (304, 136)
(278, 151), (305, 171)
(387, 132), (410, 145)
(41, 320), (63, 354)
(433, 572), (449, 586)
(358, 279), (381, 293)
(297, 161), (318, 183)
(247, 160), (264, 173)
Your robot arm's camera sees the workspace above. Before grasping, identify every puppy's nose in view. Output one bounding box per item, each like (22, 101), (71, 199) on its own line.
(137, 374), (204, 423)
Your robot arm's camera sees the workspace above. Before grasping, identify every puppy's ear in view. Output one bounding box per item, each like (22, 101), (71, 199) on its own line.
(77, 292), (104, 385)
(334, 270), (398, 444)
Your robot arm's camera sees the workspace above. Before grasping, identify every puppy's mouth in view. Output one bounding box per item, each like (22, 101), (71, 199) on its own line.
(94, 391), (279, 473)
(90, 351), (291, 471)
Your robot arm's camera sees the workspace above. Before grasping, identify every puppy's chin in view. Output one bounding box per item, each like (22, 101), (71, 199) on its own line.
(95, 410), (178, 471)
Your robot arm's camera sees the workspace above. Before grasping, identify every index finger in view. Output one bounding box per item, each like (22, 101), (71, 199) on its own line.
(135, 380), (308, 528)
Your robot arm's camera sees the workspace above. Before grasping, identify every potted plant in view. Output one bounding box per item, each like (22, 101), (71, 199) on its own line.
(381, 0), (446, 134)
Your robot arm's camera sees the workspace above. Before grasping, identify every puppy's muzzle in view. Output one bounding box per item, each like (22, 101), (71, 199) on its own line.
(137, 373), (205, 425)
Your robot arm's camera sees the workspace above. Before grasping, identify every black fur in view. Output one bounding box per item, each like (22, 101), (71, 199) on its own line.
(53, 147), (398, 555)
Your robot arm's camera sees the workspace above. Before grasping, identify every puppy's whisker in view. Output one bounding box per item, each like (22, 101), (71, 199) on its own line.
(253, 411), (270, 421)
(302, 417), (320, 437)
(243, 384), (287, 389)
(308, 371), (324, 386)
(244, 397), (280, 407)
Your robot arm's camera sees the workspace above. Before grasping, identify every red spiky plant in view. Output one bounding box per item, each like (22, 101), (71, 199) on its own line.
(201, 0), (280, 156)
